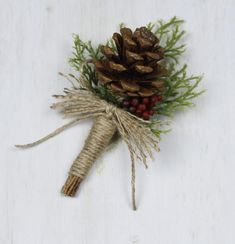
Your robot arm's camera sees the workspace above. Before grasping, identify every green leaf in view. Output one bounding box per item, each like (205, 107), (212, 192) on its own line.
(148, 16), (186, 64)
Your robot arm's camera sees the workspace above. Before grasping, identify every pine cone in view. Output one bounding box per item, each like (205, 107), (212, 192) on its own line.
(93, 26), (168, 97)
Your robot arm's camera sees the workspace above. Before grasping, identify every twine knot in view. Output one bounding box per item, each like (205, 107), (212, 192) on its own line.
(105, 104), (116, 119)
(16, 88), (161, 210)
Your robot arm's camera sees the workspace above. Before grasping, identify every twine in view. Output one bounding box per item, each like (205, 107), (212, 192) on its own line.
(69, 115), (116, 178)
(16, 83), (161, 210)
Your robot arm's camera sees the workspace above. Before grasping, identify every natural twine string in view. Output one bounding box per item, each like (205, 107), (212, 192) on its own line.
(16, 84), (161, 210)
(61, 115), (116, 196)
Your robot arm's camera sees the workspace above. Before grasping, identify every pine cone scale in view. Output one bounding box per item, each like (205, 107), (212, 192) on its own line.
(94, 26), (167, 97)
(120, 80), (140, 92)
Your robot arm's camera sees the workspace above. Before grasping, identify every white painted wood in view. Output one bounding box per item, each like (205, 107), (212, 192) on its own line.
(0, 0), (235, 243)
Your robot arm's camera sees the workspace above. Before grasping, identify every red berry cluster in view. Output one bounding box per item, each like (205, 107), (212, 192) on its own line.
(122, 95), (162, 120)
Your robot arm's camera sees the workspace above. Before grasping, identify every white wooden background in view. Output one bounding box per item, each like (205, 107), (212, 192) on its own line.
(1, 0), (235, 243)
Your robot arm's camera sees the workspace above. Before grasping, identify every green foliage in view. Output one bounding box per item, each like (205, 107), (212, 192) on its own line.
(93, 84), (121, 106)
(146, 17), (204, 117)
(69, 34), (120, 105)
(69, 34), (100, 85)
(148, 120), (171, 140)
(148, 16), (186, 63)
(68, 18), (204, 139)
(106, 38), (117, 54)
(155, 65), (205, 117)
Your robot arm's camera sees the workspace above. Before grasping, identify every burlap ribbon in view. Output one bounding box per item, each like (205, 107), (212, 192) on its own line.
(16, 87), (160, 210)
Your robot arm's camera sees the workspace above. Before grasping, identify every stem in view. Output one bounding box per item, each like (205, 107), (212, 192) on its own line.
(61, 115), (116, 196)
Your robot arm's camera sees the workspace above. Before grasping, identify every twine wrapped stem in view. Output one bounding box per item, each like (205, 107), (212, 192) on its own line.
(16, 88), (161, 210)
(61, 115), (116, 196)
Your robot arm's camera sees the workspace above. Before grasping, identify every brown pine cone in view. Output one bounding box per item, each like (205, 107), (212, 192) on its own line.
(93, 26), (168, 97)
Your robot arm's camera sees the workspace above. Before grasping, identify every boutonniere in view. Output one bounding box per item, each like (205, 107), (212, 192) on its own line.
(17, 17), (204, 210)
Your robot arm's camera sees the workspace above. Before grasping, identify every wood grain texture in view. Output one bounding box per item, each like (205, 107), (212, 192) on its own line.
(0, 0), (235, 243)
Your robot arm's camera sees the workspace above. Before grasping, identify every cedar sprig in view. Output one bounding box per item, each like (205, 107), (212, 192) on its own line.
(68, 19), (204, 136)
(69, 34), (120, 105)
(154, 65), (205, 117)
(146, 17), (204, 117)
(148, 120), (171, 139)
(148, 16), (186, 63)
(69, 34), (100, 86)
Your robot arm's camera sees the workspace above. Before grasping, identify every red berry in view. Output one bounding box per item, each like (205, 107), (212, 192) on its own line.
(136, 109), (142, 117)
(131, 98), (139, 107)
(149, 110), (155, 116)
(156, 95), (162, 102)
(142, 98), (149, 105)
(123, 100), (130, 107)
(129, 106), (136, 113)
(142, 111), (150, 120)
(138, 104), (147, 111)
(150, 95), (159, 107)
(151, 95), (158, 103)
